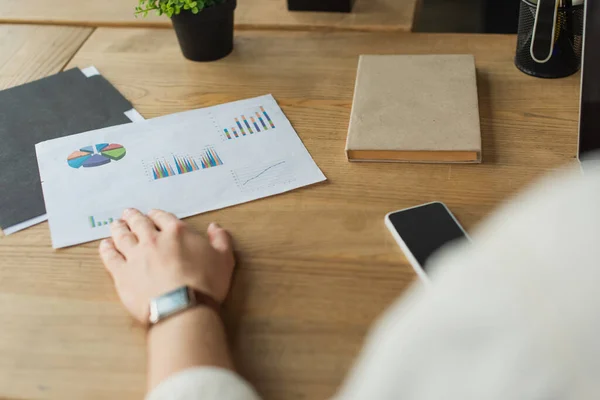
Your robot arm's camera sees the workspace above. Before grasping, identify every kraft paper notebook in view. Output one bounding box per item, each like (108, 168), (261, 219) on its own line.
(346, 55), (482, 163)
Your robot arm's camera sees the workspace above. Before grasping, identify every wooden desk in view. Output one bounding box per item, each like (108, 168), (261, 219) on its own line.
(0, 30), (580, 400)
(0, 25), (91, 88)
(0, 0), (418, 32)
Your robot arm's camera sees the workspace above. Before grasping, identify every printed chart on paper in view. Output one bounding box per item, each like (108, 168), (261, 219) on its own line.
(36, 95), (326, 248)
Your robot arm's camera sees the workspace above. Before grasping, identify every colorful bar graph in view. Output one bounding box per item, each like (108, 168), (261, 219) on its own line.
(221, 106), (277, 141)
(152, 159), (177, 180)
(260, 106), (275, 129)
(200, 147), (224, 169)
(242, 115), (254, 134)
(174, 155), (201, 174)
(235, 118), (246, 135)
(256, 112), (268, 130)
(89, 216), (114, 228)
(149, 148), (224, 181)
(224, 126), (242, 140)
(250, 116), (261, 132)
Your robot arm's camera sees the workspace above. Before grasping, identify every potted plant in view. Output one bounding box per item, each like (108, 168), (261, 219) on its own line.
(136, 0), (237, 62)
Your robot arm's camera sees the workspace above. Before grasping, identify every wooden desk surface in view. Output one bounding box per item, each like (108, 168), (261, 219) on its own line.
(0, 0), (418, 32)
(0, 25), (91, 88)
(0, 29), (580, 400)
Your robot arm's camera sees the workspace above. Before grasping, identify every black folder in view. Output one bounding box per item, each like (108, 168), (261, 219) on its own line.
(0, 68), (135, 231)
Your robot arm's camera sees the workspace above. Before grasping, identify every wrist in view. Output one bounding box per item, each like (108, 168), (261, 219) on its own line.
(146, 304), (233, 390)
(148, 304), (220, 336)
(148, 285), (221, 326)
(188, 281), (223, 304)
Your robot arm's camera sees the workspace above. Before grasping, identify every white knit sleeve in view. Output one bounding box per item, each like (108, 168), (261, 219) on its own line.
(146, 367), (261, 400)
(335, 163), (600, 400)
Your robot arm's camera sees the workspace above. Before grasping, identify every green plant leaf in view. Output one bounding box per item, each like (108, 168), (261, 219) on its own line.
(134, 0), (222, 17)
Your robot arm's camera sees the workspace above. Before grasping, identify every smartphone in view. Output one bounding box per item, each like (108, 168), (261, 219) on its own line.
(385, 202), (469, 281)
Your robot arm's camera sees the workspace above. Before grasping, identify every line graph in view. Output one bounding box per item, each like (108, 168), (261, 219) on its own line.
(242, 161), (286, 185)
(232, 160), (295, 192)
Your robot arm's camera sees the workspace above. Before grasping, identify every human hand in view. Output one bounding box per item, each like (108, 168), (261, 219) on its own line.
(98, 208), (235, 324)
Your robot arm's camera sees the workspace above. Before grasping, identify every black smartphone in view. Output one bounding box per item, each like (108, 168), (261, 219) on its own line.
(385, 202), (469, 280)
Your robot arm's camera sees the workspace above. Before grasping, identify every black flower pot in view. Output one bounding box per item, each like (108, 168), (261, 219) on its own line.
(287, 0), (355, 12)
(171, 0), (236, 62)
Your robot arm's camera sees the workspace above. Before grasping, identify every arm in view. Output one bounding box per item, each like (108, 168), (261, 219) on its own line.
(99, 209), (260, 399)
(147, 305), (232, 390)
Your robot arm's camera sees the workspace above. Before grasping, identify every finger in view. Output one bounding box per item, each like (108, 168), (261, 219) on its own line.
(110, 219), (137, 253)
(147, 209), (180, 231)
(207, 223), (233, 254)
(99, 238), (125, 280)
(121, 208), (157, 241)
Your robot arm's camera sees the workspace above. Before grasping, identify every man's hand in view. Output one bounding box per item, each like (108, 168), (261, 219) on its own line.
(98, 208), (235, 324)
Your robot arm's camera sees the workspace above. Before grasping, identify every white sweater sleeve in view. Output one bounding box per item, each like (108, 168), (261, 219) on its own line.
(334, 163), (600, 400)
(145, 367), (261, 400)
(146, 163), (600, 400)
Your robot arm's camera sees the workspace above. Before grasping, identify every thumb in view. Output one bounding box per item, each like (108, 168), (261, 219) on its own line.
(207, 223), (233, 254)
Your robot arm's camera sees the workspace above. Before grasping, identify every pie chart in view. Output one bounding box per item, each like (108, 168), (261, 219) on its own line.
(67, 143), (126, 169)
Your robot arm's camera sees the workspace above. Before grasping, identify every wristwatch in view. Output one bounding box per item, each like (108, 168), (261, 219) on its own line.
(149, 286), (220, 325)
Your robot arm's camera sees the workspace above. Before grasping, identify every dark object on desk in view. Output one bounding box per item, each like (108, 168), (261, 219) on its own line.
(578, 0), (600, 163)
(483, 1), (521, 33)
(515, 0), (584, 78)
(171, 0), (236, 61)
(0, 68), (134, 232)
(385, 202), (469, 280)
(288, 0), (355, 13)
(414, 0), (520, 33)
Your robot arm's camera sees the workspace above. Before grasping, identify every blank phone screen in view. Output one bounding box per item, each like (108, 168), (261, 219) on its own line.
(387, 202), (467, 270)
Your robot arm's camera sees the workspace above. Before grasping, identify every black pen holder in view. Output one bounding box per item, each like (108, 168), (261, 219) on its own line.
(515, 0), (584, 78)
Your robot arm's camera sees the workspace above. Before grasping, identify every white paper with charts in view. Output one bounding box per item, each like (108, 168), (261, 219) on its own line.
(36, 95), (326, 248)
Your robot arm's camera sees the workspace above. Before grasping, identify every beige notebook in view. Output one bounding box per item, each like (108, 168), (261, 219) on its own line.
(346, 55), (482, 163)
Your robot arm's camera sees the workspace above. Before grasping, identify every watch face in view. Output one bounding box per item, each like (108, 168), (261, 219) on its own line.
(156, 287), (190, 318)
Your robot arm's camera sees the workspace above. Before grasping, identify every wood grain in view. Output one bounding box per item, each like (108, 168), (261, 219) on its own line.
(0, 29), (581, 400)
(0, 25), (92, 89)
(0, 0), (418, 32)
(0, 24), (106, 400)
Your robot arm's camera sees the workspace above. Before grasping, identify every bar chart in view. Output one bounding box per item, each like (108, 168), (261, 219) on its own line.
(89, 215), (115, 228)
(222, 106), (276, 141)
(146, 147), (224, 181)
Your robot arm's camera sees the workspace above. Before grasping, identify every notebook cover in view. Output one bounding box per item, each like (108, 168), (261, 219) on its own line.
(0, 68), (134, 230)
(346, 55), (482, 162)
